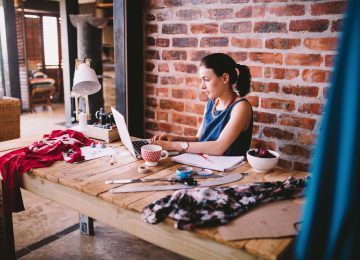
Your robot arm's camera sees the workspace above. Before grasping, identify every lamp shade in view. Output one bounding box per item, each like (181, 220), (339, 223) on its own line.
(73, 63), (101, 96)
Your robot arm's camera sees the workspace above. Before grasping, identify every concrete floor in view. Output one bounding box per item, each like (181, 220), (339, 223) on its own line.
(13, 104), (187, 259)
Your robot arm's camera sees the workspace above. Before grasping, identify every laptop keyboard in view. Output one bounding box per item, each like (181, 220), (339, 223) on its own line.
(132, 140), (150, 155)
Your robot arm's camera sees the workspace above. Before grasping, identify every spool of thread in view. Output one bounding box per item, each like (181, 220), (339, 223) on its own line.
(79, 112), (87, 131)
(138, 165), (150, 174)
(176, 166), (193, 179)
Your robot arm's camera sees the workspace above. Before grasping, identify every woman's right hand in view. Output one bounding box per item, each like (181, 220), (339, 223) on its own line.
(152, 133), (178, 142)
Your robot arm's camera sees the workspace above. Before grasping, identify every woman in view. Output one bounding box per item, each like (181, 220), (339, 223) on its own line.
(153, 53), (253, 156)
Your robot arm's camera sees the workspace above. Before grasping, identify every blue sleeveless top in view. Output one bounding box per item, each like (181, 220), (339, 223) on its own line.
(199, 98), (253, 156)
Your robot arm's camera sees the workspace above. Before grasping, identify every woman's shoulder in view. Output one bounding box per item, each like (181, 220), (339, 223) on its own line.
(231, 97), (253, 114)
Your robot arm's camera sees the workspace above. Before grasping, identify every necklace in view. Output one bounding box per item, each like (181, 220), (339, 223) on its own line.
(212, 93), (237, 117)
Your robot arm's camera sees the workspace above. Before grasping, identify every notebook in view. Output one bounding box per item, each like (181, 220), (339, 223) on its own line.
(111, 107), (150, 158)
(171, 153), (245, 172)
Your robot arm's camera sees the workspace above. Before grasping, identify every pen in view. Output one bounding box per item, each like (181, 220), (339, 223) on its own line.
(199, 153), (209, 160)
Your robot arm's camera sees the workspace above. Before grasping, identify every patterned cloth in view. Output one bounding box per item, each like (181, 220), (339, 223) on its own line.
(142, 177), (308, 230)
(0, 130), (94, 213)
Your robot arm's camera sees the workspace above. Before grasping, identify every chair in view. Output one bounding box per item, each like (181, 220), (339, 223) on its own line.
(29, 77), (56, 112)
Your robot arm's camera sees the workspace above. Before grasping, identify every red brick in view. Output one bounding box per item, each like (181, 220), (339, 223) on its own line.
(160, 99), (184, 111)
(254, 22), (287, 33)
(236, 6), (265, 18)
(265, 38), (301, 49)
(186, 77), (202, 87)
(172, 89), (197, 99)
(156, 38), (170, 47)
(278, 159), (292, 170)
(331, 19), (342, 32)
(157, 111), (168, 121)
(269, 4), (305, 16)
(197, 117), (203, 126)
(272, 68), (299, 80)
(162, 23), (187, 34)
(185, 103), (205, 115)
(263, 127), (294, 140)
(304, 37), (338, 51)
(173, 113), (197, 127)
(145, 13), (156, 21)
(192, 0), (218, 4)
(199, 91), (209, 102)
(302, 69), (330, 83)
(145, 121), (159, 131)
(250, 139), (276, 151)
(293, 161), (310, 172)
(253, 111), (277, 124)
(160, 76), (176, 85)
(246, 95), (259, 107)
(221, 0), (249, 3)
(200, 37), (229, 47)
(297, 132), (316, 145)
(220, 22), (252, 33)
(249, 52), (283, 65)
(172, 37), (198, 47)
(184, 127), (198, 136)
(159, 122), (183, 135)
(311, 1), (346, 15)
(285, 54), (322, 66)
(190, 23), (218, 34)
(226, 52), (247, 62)
(162, 50), (187, 60)
(282, 85), (319, 97)
(145, 74), (158, 84)
(146, 37), (155, 46)
(252, 81), (279, 93)
(155, 10), (173, 21)
(252, 124), (259, 135)
(174, 63), (198, 74)
(145, 62), (155, 72)
(249, 66), (262, 78)
(190, 50), (212, 61)
(279, 115), (316, 130)
(207, 8), (233, 20)
(231, 38), (262, 48)
(146, 0), (165, 9)
(176, 9), (202, 20)
(253, 0), (287, 2)
(164, 0), (185, 7)
(261, 98), (296, 111)
(146, 97), (158, 108)
(280, 144), (311, 158)
(158, 63), (169, 72)
(264, 68), (271, 78)
(290, 20), (329, 32)
(145, 24), (158, 34)
(156, 88), (169, 97)
(298, 103), (323, 115)
(145, 86), (155, 96)
(145, 109), (155, 119)
(145, 50), (160, 60)
(325, 55), (336, 67)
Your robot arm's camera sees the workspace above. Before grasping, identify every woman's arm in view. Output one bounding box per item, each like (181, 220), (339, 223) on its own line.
(154, 101), (252, 155)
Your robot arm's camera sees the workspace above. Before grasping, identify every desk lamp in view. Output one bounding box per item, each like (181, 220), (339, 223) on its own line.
(72, 59), (101, 122)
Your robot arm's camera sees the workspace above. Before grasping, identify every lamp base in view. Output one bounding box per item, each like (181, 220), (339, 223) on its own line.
(85, 125), (119, 143)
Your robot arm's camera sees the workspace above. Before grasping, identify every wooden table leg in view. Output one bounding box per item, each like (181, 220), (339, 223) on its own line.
(0, 179), (15, 260)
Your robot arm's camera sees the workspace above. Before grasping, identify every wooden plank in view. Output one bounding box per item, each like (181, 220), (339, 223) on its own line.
(21, 172), (257, 260)
(245, 238), (293, 260)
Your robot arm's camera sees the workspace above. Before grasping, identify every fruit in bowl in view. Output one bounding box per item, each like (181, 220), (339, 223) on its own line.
(246, 148), (279, 173)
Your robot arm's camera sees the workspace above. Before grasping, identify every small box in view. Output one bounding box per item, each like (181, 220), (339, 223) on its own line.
(85, 125), (119, 143)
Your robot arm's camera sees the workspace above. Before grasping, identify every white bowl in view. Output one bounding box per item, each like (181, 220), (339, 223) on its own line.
(246, 149), (279, 173)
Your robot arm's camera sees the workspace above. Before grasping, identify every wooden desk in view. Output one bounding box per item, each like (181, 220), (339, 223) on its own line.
(0, 138), (307, 260)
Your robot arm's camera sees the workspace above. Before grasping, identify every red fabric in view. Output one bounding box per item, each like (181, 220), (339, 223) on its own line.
(0, 130), (94, 214)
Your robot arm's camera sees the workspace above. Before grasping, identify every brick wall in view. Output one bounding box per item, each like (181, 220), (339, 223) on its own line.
(143, 0), (346, 171)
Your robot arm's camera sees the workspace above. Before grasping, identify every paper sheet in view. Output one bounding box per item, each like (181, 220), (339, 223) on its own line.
(218, 200), (302, 241)
(171, 153), (245, 171)
(62, 146), (114, 162)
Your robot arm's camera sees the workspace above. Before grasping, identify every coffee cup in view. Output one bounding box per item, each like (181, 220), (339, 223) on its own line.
(141, 144), (169, 166)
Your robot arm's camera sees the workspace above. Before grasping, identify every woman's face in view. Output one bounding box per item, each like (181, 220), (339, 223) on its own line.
(199, 66), (228, 99)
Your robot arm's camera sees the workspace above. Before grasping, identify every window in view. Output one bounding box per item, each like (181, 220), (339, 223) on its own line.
(42, 16), (59, 67)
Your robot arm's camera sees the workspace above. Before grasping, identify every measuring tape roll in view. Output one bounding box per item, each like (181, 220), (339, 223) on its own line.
(138, 165), (150, 174)
(176, 166), (193, 179)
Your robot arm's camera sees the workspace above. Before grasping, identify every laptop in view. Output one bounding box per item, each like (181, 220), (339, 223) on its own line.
(111, 107), (150, 158)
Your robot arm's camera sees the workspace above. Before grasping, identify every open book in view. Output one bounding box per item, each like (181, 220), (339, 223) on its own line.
(171, 153), (245, 172)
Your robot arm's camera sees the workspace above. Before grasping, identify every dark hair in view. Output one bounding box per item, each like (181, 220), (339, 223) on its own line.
(200, 53), (251, 97)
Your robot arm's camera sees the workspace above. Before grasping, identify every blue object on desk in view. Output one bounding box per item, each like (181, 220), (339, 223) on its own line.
(176, 166), (193, 179)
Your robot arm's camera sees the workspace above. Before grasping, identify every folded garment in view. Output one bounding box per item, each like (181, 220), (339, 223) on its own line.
(0, 129), (93, 214)
(142, 177), (308, 230)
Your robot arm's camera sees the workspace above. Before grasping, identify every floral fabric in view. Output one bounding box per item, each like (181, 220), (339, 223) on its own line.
(142, 177), (308, 230)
